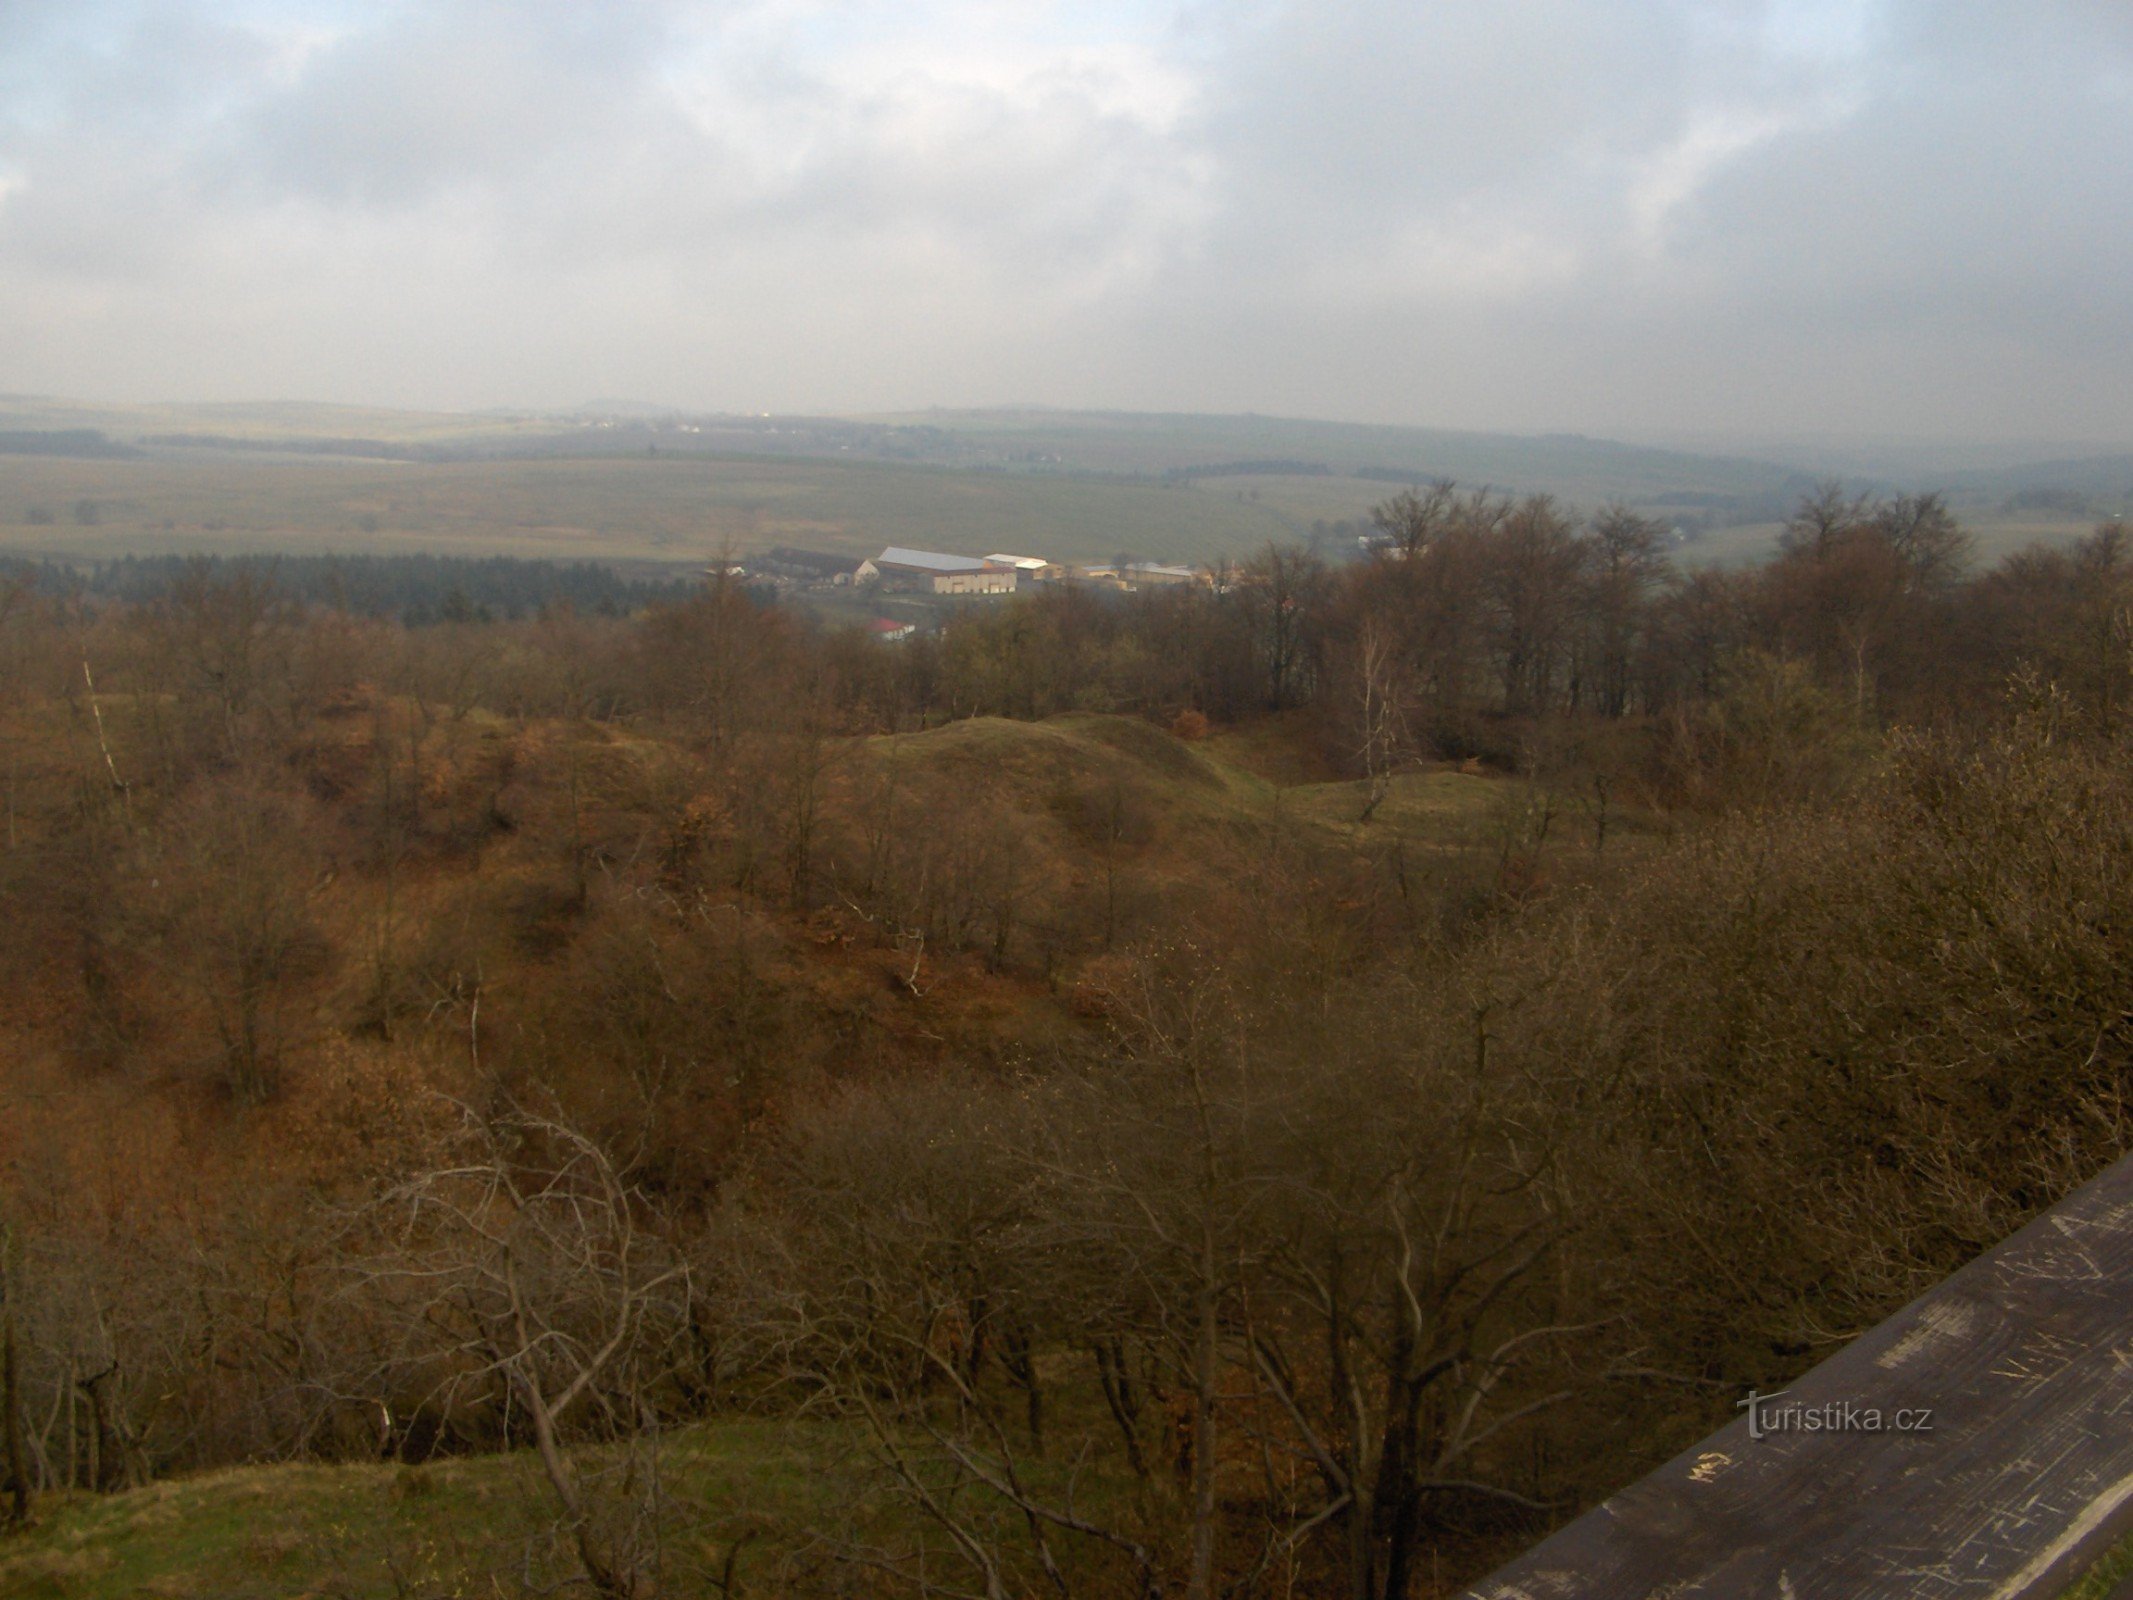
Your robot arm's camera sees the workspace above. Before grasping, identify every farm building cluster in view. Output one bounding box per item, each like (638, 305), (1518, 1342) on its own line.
(707, 546), (1209, 597)
(853, 548), (1207, 595)
(705, 545), (1212, 642)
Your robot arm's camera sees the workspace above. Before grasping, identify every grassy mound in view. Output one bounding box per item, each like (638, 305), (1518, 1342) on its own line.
(858, 711), (1515, 843)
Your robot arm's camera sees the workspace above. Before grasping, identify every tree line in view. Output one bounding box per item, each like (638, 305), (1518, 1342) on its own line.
(842, 484), (2133, 791)
(2, 551), (700, 626)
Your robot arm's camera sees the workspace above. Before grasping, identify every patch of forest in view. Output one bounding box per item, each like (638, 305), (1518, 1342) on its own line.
(0, 551), (701, 624)
(0, 429), (141, 459)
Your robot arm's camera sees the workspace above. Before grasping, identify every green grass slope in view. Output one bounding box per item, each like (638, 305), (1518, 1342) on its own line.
(0, 1422), (828, 1600)
(853, 710), (1524, 863)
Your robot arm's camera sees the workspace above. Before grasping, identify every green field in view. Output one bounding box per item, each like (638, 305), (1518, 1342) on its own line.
(0, 453), (1295, 568)
(0, 396), (2116, 573)
(1671, 513), (2101, 571)
(0, 394), (543, 446)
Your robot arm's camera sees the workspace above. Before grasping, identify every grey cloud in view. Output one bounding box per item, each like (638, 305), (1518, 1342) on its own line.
(0, 0), (2126, 442)
(225, 1), (698, 207)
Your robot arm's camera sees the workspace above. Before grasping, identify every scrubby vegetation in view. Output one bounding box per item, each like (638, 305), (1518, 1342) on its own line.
(4, 485), (2133, 1597)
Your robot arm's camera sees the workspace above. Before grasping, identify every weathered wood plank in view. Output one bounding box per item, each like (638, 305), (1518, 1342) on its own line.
(1462, 1152), (2133, 1599)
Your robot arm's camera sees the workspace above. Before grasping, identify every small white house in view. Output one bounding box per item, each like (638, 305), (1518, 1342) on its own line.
(1121, 562), (1203, 588)
(984, 553), (1052, 578)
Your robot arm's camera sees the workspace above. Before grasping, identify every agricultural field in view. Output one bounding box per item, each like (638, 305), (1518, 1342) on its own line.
(0, 394), (542, 447)
(1, 398), (2118, 577)
(1669, 511), (2103, 571)
(0, 452), (1295, 569)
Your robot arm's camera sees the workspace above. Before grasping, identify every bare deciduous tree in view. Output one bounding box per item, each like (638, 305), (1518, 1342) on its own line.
(345, 1106), (693, 1597)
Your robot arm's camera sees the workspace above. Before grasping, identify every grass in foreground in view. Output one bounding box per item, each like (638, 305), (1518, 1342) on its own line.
(2060, 1523), (2133, 1600)
(0, 1420), (837, 1600)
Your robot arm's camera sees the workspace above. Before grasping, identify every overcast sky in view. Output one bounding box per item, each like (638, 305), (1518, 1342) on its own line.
(2, 0), (2128, 445)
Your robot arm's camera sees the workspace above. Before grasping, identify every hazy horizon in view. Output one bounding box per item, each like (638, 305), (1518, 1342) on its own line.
(10, 389), (2129, 481)
(4, 2), (2131, 448)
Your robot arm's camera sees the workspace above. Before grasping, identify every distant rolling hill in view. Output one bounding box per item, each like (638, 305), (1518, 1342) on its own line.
(862, 406), (1817, 505)
(1946, 451), (2133, 511)
(0, 397), (2118, 570)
